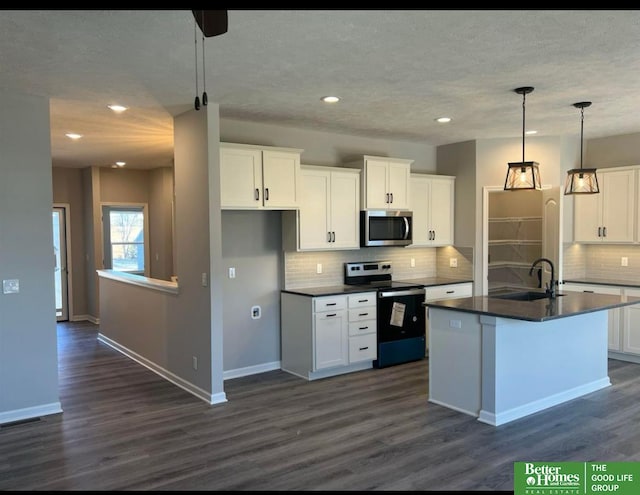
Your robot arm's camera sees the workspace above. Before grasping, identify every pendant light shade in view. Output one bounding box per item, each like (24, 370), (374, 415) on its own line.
(504, 87), (542, 191)
(564, 102), (599, 195)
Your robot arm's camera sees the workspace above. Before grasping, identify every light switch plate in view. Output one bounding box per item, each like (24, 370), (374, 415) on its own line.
(3, 279), (19, 294)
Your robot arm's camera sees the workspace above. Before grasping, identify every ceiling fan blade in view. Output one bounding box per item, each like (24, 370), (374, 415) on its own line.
(192, 10), (228, 37)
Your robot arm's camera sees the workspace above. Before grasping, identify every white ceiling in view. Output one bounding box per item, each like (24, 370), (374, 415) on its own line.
(2, 9), (640, 170)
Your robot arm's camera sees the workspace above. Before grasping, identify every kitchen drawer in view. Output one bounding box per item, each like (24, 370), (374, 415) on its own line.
(425, 283), (472, 301)
(349, 333), (377, 363)
(347, 292), (376, 308)
(348, 320), (377, 337)
(314, 296), (346, 312)
(348, 308), (376, 322)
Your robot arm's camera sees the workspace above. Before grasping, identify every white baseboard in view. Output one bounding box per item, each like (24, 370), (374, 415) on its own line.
(71, 314), (100, 324)
(478, 377), (611, 426)
(98, 333), (227, 405)
(0, 402), (63, 426)
(223, 361), (281, 380)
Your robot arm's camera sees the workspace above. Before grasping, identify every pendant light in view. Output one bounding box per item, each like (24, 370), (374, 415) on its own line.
(504, 86), (542, 191)
(564, 102), (599, 195)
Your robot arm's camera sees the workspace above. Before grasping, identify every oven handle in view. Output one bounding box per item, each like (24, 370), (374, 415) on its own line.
(379, 288), (425, 298)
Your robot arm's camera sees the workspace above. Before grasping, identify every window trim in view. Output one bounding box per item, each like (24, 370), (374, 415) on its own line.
(101, 203), (150, 278)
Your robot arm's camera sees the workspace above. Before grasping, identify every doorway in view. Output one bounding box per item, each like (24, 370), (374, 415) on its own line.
(483, 186), (562, 296)
(53, 205), (69, 321)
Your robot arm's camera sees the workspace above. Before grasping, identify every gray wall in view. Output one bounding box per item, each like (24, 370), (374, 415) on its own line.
(0, 92), (60, 422)
(99, 104), (223, 400)
(149, 167), (174, 281)
(587, 132), (640, 169)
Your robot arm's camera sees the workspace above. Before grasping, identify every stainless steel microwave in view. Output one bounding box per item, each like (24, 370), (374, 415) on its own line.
(360, 210), (413, 247)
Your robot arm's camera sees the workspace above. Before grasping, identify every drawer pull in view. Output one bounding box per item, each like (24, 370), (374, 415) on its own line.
(359, 312), (369, 317)
(326, 313), (337, 317)
(446, 290), (454, 294)
(359, 346), (369, 351)
(584, 290), (594, 293)
(359, 326), (369, 330)
(326, 302), (337, 306)
(358, 299), (368, 303)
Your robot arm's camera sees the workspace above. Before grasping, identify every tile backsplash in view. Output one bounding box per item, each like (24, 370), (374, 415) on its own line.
(563, 243), (640, 283)
(284, 246), (473, 289)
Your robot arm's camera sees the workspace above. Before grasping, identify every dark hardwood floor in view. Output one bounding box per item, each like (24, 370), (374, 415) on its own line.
(1, 321), (639, 491)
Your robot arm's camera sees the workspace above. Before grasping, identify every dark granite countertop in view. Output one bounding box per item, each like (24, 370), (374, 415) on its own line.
(397, 276), (473, 287)
(282, 277), (473, 298)
(424, 291), (640, 322)
(281, 285), (378, 297)
(562, 279), (640, 289)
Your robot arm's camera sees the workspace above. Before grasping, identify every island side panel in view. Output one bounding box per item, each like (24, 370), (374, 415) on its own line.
(427, 307), (482, 416)
(478, 311), (610, 426)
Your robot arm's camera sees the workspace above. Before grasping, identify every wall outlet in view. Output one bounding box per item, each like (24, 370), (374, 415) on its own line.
(251, 305), (261, 319)
(316, 263), (323, 274)
(621, 257), (629, 267)
(2, 279), (19, 294)
(410, 258), (415, 268)
(449, 258), (458, 268)
(201, 272), (208, 287)
(229, 267), (236, 278)
(192, 356), (198, 370)
(449, 319), (462, 328)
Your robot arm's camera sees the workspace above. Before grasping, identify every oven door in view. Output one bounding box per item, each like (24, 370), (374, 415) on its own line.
(377, 288), (426, 342)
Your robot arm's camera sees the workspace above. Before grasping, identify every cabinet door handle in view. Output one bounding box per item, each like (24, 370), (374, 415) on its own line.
(358, 299), (368, 303)
(326, 302), (337, 306)
(326, 313), (337, 317)
(359, 312), (369, 317)
(390, 193), (393, 203)
(386, 193), (390, 204)
(446, 290), (454, 294)
(359, 346), (369, 351)
(255, 188), (260, 201)
(358, 326), (369, 330)
(598, 226), (602, 237)
(603, 226), (607, 237)
(584, 290), (594, 293)
(264, 188), (269, 201)
(331, 231), (336, 242)
(432, 230), (436, 240)
(327, 231), (331, 242)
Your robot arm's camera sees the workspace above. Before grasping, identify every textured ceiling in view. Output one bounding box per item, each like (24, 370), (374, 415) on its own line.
(2, 9), (640, 169)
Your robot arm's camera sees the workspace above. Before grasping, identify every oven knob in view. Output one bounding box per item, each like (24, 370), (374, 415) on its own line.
(382, 264), (390, 269)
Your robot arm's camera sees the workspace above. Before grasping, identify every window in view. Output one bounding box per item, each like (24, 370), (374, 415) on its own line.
(102, 205), (147, 275)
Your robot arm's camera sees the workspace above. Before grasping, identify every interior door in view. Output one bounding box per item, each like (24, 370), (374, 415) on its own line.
(53, 207), (69, 321)
(542, 186), (562, 287)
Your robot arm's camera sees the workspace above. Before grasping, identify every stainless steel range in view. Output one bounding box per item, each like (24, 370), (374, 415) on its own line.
(344, 261), (426, 368)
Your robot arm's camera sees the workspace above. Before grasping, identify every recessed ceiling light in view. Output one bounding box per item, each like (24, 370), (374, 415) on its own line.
(435, 117), (451, 123)
(526, 130), (538, 135)
(65, 133), (83, 140)
(108, 104), (128, 113)
(321, 96), (340, 103)
(115, 161), (126, 167)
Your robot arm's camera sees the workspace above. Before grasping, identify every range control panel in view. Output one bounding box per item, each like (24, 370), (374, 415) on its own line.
(344, 261), (392, 282)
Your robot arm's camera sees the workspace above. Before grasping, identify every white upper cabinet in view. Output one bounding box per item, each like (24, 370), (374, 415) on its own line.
(220, 143), (303, 210)
(574, 168), (635, 243)
(297, 166), (360, 251)
(410, 174), (455, 246)
(346, 155), (412, 210)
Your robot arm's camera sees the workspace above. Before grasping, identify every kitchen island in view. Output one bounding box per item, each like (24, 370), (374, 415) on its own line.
(425, 290), (640, 426)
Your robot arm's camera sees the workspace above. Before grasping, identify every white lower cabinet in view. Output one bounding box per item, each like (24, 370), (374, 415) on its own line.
(281, 291), (376, 380)
(561, 283), (622, 352)
(424, 282), (473, 351)
(622, 288), (640, 356)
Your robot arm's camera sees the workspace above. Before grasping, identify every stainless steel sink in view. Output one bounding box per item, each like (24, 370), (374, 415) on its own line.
(492, 291), (566, 302)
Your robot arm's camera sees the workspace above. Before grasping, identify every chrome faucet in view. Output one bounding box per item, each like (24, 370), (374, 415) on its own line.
(529, 257), (557, 299)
